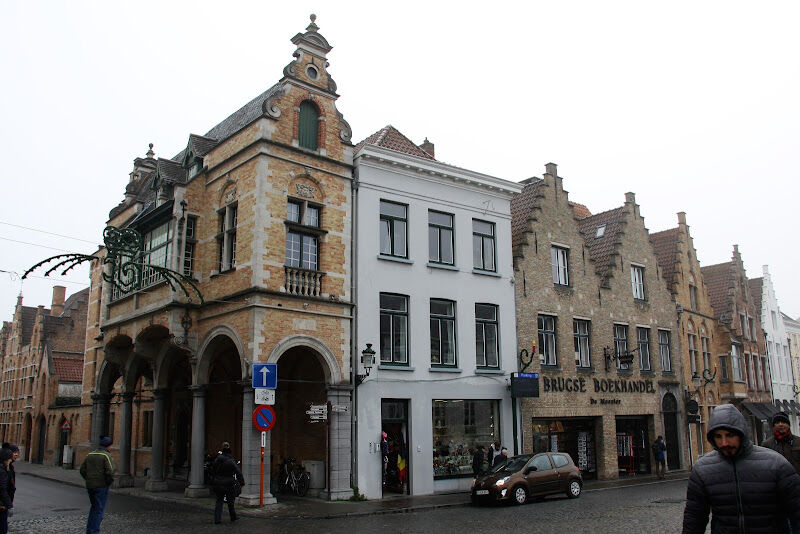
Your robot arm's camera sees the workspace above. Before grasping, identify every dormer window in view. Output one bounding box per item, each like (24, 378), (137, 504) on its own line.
(595, 225), (606, 238)
(298, 101), (319, 150)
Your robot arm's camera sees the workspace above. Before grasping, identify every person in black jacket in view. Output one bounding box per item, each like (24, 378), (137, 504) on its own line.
(211, 442), (245, 524)
(472, 445), (486, 476)
(762, 411), (800, 474)
(0, 449), (14, 534)
(682, 403), (800, 534)
(0, 444), (17, 510)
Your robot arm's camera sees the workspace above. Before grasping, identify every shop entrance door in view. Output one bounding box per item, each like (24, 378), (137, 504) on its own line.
(615, 417), (650, 476)
(661, 393), (681, 469)
(381, 399), (409, 496)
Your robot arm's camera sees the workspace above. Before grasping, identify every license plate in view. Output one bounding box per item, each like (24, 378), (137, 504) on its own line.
(475, 490), (489, 495)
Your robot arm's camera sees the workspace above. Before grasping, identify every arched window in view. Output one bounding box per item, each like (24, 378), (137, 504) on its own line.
(298, 101), (319, 150)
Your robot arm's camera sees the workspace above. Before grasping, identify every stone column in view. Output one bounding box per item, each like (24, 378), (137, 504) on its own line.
(326, 385), (353, 500)
(185, 385), (208, 497)
(114, 392), (135, 488)
(238, 383), (276, 506)
(90, 393), (111, 449)
(145, 388), (169, 491)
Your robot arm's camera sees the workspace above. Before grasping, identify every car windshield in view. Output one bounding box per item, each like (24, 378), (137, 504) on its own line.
(489, 455), (531, 474)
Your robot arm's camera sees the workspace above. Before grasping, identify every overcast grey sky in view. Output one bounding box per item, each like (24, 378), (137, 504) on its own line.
(1, 1), (798, 320)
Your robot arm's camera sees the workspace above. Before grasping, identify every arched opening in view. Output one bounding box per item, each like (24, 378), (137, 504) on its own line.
(23, 413), (32, 462)
(57, 416), (69, 466)
(35, 415), (47, 464)
(661, 393), (680, 469)
(204, 336), (243, 459)
(163, 353), (192, 479)
(272, 346), (327, 487)
(298, 100), (319, 150)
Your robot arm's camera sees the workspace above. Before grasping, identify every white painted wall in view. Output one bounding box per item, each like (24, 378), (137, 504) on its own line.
(354, 145), (521, 499)
(758, 266), (794, 423)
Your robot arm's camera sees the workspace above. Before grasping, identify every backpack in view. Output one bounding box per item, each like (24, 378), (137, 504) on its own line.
(651, 441), (660, 456)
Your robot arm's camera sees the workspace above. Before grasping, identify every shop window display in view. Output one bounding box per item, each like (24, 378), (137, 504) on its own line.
(432, 400), (499, 478)
(532, 418), (597, 479)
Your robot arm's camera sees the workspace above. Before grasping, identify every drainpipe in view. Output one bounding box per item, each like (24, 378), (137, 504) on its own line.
(350, 163), (359, 493)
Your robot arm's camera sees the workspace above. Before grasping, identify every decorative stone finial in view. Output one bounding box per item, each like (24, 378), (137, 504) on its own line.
(307, 13), (319, 32)
(146, 143), (155, 159)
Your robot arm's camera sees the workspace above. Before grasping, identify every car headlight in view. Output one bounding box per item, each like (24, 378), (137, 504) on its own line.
(495, 476), (510, 487)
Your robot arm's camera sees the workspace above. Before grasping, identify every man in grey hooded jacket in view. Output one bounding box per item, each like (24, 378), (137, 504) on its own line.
(682, 403), (800, 533)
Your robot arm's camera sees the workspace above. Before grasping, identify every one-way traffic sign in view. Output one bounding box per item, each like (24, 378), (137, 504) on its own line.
(252, 363), (278, 389)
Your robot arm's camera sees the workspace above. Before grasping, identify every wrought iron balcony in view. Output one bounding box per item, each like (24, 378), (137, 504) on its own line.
(284, 266), (325, 297)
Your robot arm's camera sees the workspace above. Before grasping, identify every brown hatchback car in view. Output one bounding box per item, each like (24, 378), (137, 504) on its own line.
(471, 452), (583, 505)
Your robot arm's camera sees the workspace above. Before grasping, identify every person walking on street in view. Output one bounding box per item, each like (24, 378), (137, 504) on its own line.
(493, 447), (509, 467)
(487, 441), (501, 467)
(0, 445), (18, 513)
(472, 445), (486, 476)
(682, 404), (800, 533)
(212, 441), (244, 524)
(762, 411), (800, 474)
(652, 436), (667, 479)
(0, 449), (14, 534)
(79, 435), (114, 534)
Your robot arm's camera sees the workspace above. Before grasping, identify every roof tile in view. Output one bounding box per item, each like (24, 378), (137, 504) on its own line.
(650, 227), (680, 291)
(52, 357), (83, 382)
(355, 125), (436, 160)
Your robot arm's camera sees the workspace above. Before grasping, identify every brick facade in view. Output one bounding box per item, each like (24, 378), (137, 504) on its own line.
(512, 164), (686, 481)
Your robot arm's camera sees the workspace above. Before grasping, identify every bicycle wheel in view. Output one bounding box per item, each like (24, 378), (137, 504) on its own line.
(296, 473), (310, 496)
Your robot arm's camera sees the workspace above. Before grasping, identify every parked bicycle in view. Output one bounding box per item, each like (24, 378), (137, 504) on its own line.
(274, 457), (310, 496)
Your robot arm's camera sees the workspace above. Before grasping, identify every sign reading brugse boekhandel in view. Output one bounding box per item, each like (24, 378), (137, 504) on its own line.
(251, 363), (277, 389)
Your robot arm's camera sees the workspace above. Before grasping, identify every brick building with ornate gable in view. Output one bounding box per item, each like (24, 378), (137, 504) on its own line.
(0, 286), (89, 466)
(80, 16), (356, 502)
(701, 246), (772, 443)
(511, 164), (686, 481)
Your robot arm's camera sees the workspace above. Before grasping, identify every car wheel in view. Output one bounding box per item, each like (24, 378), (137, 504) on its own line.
(567, 479), (582, 499)
(512, 485), (528, 505)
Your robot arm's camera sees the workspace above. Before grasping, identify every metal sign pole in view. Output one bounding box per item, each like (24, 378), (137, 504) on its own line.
(260, 431), (266, 507)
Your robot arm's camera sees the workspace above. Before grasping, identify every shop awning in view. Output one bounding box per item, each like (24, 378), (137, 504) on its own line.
(741, 402), (779, 422)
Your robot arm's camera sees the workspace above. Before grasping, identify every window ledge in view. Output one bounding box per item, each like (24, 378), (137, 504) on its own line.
(210, 267), (236, 278)
(475, 368), (505, 375)
(377, 364), (415, 372)
(576, 367), (594, 373)
(378, 254), (413, 265)
(472, 269), (500, 278)
(427, 262), (459, 271)
(429, 367), (462, 373)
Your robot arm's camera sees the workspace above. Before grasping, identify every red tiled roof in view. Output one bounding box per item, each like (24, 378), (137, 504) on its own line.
(700, 262), (733, 319)
(650, 227), (680, 291)
(569, 202), (592, 219)
(355, 125), (436, 160)
(748, 277), (764, 318)
(52, 357), (83, 382)
(577, 206), (627, 283)
(510, 179), (543, 256)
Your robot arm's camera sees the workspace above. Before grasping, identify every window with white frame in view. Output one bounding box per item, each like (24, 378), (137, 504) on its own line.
(719, 354), (730, 381)
(475, 304), (499, 368)
(574, 320), (591, 368)
(614, 324), (629, 370)
(638, 327), (651, 371)
(428, 211), (454, 265)
(739, 313), (748, 340)
(217, 203), (237, 272)
(551, 246), (569, 286)
(286, 199), (321, 271)
(658, 330), (672, 372)
(731, 345), (744, 382)
(688, 333), (698, 374)
(538, 315), (557, 366)
(380, 293), (408, 365)
(430, 299), (456, 366)
(631, 265), (645, 300)
(763, 355), (771, 389)
(748, 317), (756, 341)
(380, 200), (407, 258)
(701, 335), (711, 371)
(472, 219), (496, 272)
(183, 216), (197, 278)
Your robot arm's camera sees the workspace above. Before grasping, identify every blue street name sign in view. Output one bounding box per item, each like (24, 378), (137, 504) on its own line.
(518, 372), (539, 379)
(252, 363), (278, 389)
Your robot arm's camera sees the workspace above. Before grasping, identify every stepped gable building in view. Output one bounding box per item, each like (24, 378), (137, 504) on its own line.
(782, 311), (800, 431)
(749, 266), (797, 428)
(0, 286), (88, 465)
(701, 246), (772, 443)
(511, 164), (685, 481)
(83, 15), (355, 502)
(353, 125), (521, 498)
(650, 213), (729, 462)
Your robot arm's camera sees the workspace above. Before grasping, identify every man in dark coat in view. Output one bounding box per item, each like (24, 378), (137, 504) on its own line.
(762, 411), (800, 474)
(472, 445), (486, 476)
(211, 442), (244, 524)
(79, 436), (114, 534)
(682, 403), (800, 533)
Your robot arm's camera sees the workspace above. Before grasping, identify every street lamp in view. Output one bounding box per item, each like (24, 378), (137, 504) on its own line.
(357, 343), (376, 385)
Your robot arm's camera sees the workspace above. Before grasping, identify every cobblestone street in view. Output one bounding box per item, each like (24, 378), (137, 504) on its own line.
(10, 474), (691, 533)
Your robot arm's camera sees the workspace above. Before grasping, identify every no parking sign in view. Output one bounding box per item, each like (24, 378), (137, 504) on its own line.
(252, 405), (276, 432)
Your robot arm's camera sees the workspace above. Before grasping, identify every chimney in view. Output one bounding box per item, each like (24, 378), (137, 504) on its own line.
(625, 192), (636, 204)
(419, 138), (435, 158)
(677, 212), (686, 225)
(51, 285), (66, 316)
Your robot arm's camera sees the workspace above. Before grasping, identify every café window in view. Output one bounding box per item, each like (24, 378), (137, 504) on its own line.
(432, 399), (499, 478)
